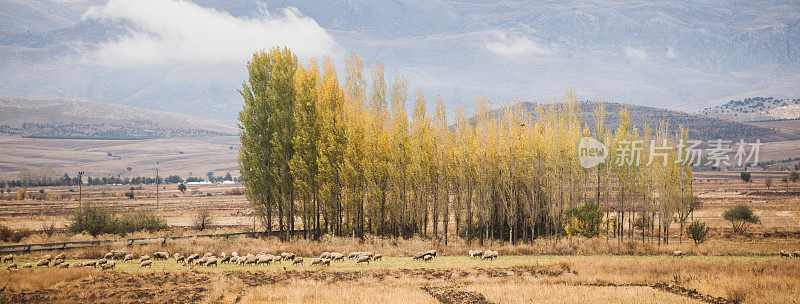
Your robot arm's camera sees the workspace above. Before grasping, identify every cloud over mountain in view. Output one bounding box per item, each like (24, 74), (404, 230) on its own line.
(85, 0), (336, 66)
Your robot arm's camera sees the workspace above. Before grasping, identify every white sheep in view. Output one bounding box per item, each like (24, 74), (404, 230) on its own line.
(292, 257), (304, 265)
(140, 260), (153, 268)
(355, 255), (371, 265)
(672, 250), (683, 257)
(101, 261), (115, 270)
(2, 254), (13, 263)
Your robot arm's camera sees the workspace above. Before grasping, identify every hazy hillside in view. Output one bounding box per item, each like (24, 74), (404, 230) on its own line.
(700, 97), (800, 122)
(0, 0), (798, 123)
(513, 102), (800, 143)
(0, 97), (236, 139)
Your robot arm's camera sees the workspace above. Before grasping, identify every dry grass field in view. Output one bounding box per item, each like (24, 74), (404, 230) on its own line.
(1, 171), (800, 303)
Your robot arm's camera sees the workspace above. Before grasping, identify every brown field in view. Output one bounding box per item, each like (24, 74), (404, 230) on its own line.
(1, 170), (800, 303)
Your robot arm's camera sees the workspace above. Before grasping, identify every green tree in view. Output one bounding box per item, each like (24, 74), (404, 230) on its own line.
(687, 220), (710, 245)
(740, 172), (751, 183)
(291, 60), (320, 239)
(238, 47), (298, 236)
(178, 183), (187, 193)
(723, 203), (761, 234)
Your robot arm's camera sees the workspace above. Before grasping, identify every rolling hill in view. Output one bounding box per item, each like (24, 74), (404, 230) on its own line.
(700, 97), (800, 122)
(513, 101), (800, 143)
(0, 97), (236, 139)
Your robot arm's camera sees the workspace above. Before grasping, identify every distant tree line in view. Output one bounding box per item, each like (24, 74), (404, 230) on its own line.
(1, 169), (239, 187)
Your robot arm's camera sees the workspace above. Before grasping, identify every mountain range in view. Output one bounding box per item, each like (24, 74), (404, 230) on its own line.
(0, 0), (799, 125)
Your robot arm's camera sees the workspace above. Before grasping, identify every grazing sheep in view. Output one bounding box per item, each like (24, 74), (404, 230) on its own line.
(271, 255), (283, 264)
(348, 252), (359, 259)
(111, 250), (127, 260)
(422, 255), (433, 262)
(425, 250), (437, 259)
(36, 259), (50, 267)
(174, 253), (182, 259)
(236, 256), (247, 265)
(672, 251), (683, 257)
(491, 250), (499, 259)
(412, 252), (427, 260)
(373, 254), (382, 261)
(55, 253), (66, 261)
(794, 251), (800, 258)
(82, 261), (96, 267)
(481, 250), (494, 260)
(104, 252), (114, 260)
(187, 253), (200, 264)
(52, 259), (64, 267)
(43, 254), (52, 261)
(7, 263), (17, 270)
(281, 252), (296, 261)
(58, 263), (69, 268)
(176, 255), (186, 263)
(355, 255), (371, 265)
(97, 258), (108, 266)
(205, 258), (218, 267)
(139, 255), (151, 263)
(220, 256), (231, 264)
(204, 252), (213, 257)
(244, 256), (258, 265)
(292, 257), (303, 265)
(231, 252), (238, 258)
(257, 256), (272, 265)
(140, 260), (152, 268)
(2, 254), (13, 263)
(153, 252), (169, 260)
(21, 263), (32, 269)
(780, 250), (792, 258)
(469, 250), (482, 259)
(330, 252), (345, 261)
(101, 261), (115, 270)
(310, 258), (330, 266)
(320, 252), (331, 259)
(71, 261), (82, 268)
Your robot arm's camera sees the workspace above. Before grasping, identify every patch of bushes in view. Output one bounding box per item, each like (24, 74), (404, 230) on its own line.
(67, 204), (168, 236)
(687, 221), (711, 245)
(0, 224), (32, 242)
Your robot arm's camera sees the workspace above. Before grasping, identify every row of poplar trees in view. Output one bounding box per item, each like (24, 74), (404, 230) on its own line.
(238, 47), (696, 245)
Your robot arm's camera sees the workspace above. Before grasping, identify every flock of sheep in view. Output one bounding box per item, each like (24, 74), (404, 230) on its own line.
(1, 248), (504, 271)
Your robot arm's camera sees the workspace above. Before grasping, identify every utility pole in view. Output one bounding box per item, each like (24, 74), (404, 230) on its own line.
(78, 171), (84, 208)
(154, 168), (160, 209)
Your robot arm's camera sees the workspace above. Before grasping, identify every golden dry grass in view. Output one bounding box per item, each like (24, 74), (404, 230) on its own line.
(3, 255), (798, 304)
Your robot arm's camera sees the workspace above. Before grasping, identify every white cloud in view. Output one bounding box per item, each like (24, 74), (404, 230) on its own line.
(486, 32), (550, 56)
(84, 0), (336, 66)
(625, 47), (647, 60)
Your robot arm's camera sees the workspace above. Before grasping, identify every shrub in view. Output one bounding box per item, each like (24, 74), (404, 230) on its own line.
(222, 188), (244, 195)
(687, 221), (711, 245)
(17, 188), (26, 200)
(722, 204), (761, 234)
(740, 172), (751, 183)
(118, 211), (168, 233)
(0, 224), (32, 242)
(789, 171), (799, 182)
(124, 191), (135, 199)
(67, 204), (167, 236)
(178, 183), (187, 193)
